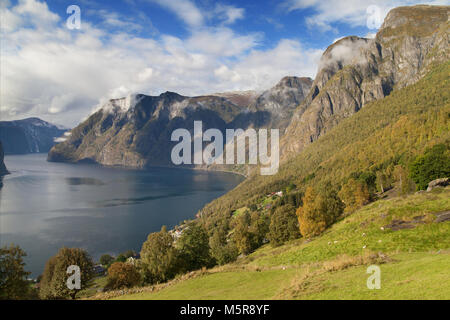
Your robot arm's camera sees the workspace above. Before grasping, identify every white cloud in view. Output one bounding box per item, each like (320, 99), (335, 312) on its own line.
(1, 0), (323, 127)
(149, 0), (204, 28)
(282, 0), (450, 31)
(213, 4), (245, 25)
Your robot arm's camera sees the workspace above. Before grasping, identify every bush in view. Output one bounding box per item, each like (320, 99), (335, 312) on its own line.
(105, 262), (141, 290)
(409, 144), (450, 190)
(268, 204), (301, 246)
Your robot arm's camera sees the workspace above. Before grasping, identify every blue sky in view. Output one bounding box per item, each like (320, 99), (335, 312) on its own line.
(1, 0), (449, 126)
(44, 0), (371, 50)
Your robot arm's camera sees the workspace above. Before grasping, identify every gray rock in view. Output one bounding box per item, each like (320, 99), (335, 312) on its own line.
(427, 178), (450, 192)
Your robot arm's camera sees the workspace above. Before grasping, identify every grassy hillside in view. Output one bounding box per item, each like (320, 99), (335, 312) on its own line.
(89, 187), (449, 300)
(199, 62), (450, 222)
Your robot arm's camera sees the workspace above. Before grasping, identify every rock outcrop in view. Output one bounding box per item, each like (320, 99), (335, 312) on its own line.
(427, 178), (449, 192)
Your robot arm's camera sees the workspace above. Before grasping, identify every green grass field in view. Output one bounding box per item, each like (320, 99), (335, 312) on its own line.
(94, 187), (450, 300)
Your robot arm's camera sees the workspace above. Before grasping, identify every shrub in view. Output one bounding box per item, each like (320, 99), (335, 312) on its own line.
(105, 262), (141, 290)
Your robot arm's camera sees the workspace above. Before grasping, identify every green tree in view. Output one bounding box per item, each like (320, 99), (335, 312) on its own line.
(0, 245), (31, 300)
(394, 165), (416, 195)
(99, 254), (114, 266)
(232, 211), (257, 255)
(249, 211), (270, 247)
(409, 144), (450, 190)
(105, 262), (141, 290)
(209, 230), (239, 266)
(268, 204), (301, 246)
(39, 247), (94, 300)
(176, 223), (213, 272)
(140, 226), (179, 284)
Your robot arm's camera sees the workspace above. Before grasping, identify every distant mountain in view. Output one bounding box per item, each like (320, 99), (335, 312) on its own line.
(0, 141), (8, 176)
(48, 77), (312, 170)
(0, 118), (67, 155)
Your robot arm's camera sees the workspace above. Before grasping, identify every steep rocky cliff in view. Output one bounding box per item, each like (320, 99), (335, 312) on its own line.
(48, 77), (312, 169)
(281, 5), (449, 159)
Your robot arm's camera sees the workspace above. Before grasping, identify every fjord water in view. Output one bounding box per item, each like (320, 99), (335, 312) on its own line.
(0, 154), (243, 277)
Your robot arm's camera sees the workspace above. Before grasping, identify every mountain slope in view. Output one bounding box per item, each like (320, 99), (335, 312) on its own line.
(281, 5), (449, 159)
(48, 77), (312, 169)
(0, 118), (67, 154)
(198, 59), (450, 223)
(88, 187), (450, 300)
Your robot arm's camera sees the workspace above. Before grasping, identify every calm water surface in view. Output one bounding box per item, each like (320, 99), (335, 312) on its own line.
(0, 154), (243, 277)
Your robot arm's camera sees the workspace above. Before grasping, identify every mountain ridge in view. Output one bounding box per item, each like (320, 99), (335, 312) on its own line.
(48, 76), (313, 171)
(0, 117), (67, 155)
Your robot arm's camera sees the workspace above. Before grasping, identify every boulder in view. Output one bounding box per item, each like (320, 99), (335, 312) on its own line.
(427, 178), (449, 192)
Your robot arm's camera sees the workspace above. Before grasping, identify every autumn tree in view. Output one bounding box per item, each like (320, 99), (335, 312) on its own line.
(297, 185), (344, 238)
(339, 178), (371, 213)
(268, 204), (301, 246)
(0, 245), (32, 300)
(105, 262), (141, 290)
(140, 226), (180, 284)
(39, 247), (94, 300)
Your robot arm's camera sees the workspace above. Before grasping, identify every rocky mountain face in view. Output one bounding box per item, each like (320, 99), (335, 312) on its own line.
(0, 141), (8, 176)
(0, 118), (67, 154)
(281, 5), (449, 159)
(48, 77), (312, 169)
